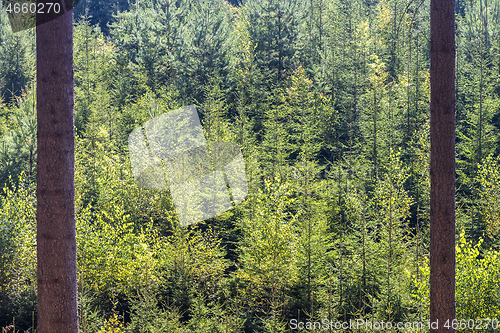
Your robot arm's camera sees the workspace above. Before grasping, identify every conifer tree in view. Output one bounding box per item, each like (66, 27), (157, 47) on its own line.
(175, 0), (232, 102)
(109, 0), (187, 94)
(243, 0), (304, 85)
(260, 89), (292, 179)
(236, 178), (298, 332)
(0, 11), (35, 105)
(455, 0), (500, 242)
(0, 86), (37, 186)
(429, 0), (456, 326)
(284, 67), (331, 320)
(74, 0), (129, 34)
(36, 3), (78, 331)
(371, 150), (412, 321)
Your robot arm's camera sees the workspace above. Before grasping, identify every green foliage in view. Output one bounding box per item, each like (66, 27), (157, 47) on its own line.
(335, 150), (415, 323)
(74, 0), (129, 35)
(3, 0), (500, 329)
(0, 85), (37, 187)
(260, 90), (293, 177)
(343, 184), (377, 318)
(0, 10), (35, 105)
(109, 0), (181, 94)
(77, 205), (159, 302)
(456, 234), (500, 323)
(455, 0), (500, 244)
(127, 287), (183, 333)
(371, 149), (413, 321)
(414, 231), (500, 325)
(289, 163), (332, 322)
(0, 173), (36, 330)
(200, 77), (234, 143)
(97, 313), (126, 333)
(477, 154), (500, 249)
(175, 0), (232, 101)
(74, 18), (120, 137)
(243, 0), (304, 84)
(76, 201), (230, 328)
(236, 177), (298, 330)
(74, 97), (178, 235)
(109, 0), (232, 101)
(284, 66), (324, 161)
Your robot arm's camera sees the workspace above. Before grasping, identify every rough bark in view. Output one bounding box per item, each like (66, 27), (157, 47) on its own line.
(429, 0), (456, 330)
(36, 4), (78, 333)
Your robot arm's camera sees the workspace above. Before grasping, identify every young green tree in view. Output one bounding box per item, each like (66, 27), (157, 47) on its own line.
(281, 67), (332, 321)
(109, 0), (186, 95)
(0, 174), (36, 330)
(243, 0), (304, 85)
(235, 178), (298, 332)
(455, 0), (500, 243)
(175, 0), (232, 102)
(476, 154), (500, 249)
(0, 10), (35, 105)
(0, 85), (37, 187)
(73, 0), (129, 34)
(371, 150), (412, 322)
(414, 231), (500, 324)
(343, 183), (376, 319)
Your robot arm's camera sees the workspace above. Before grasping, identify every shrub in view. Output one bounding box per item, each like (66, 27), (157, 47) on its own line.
(413, 230), (500, 328)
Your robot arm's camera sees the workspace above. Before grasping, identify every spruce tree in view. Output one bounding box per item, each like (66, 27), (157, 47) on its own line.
(36, 3), (79, 331)
(243, 0), (304, 85)
(0, 11), (35, 105)
(429, 0), (456, 325)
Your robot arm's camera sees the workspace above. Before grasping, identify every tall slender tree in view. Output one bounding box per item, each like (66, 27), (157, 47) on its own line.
(429, 0), (456, 329)
(36, 2), (78, 332)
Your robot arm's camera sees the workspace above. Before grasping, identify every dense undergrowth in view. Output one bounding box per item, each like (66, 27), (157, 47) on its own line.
(1, 0), (500, 330)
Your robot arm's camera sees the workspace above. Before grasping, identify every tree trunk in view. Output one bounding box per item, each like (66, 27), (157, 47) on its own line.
(429, 0), (456, 329)
(36, 3), (78, 332)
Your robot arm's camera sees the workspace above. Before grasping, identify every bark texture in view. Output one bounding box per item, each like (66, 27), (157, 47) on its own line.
(430, 0), (456, 330)
(36, 5), (78, 333)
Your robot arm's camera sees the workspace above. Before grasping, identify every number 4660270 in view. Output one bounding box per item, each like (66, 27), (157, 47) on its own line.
(5, 2), (61, 14)
(444, 319), (499, 330)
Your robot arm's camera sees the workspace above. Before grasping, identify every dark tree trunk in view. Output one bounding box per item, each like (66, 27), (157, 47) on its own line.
(36, 3), (78, 333)
(429, 0), (456, 329)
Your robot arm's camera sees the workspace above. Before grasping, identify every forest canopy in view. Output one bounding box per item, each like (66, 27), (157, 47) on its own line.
(1, 0), (500, 331)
